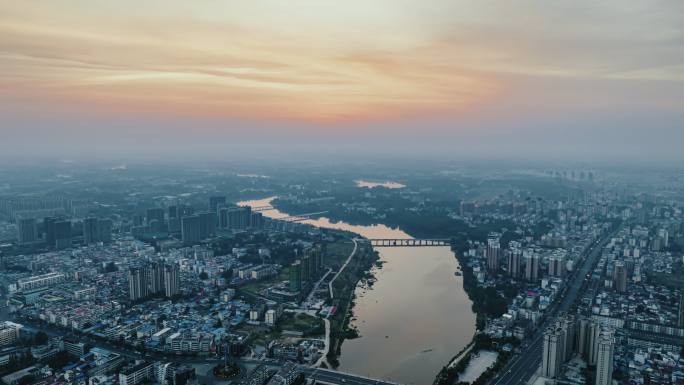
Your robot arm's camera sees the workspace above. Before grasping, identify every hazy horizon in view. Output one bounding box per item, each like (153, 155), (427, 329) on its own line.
(1, 1), (683, 162)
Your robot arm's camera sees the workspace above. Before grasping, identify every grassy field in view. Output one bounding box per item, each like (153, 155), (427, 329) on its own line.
(240, 268), (289, 296)
(279, 312), (325, 336)
(240, 279), (276, 297)
(325, 241), (355, 269)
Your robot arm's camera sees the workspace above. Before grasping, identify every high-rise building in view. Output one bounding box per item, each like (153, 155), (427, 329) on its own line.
(168, 218), (180, 233)
(146, 208), (165, 226)
(657, 228), (669, 248)
(561, 315), (575, 361)
(289, 260), (302, 293)
(131, 225), (147, 240)
(129, 267), (149, 301)
(542, 316), (576, 379)
(54, 220), (72, 249)
(586, 321), (604, 365)
(44, 216), (57, 246)
(164, 264), (180, 298)
(181, 215), (201, 245)
(613, 261), (627, 293)
(133, 214), (145, 227)
(486, 234), (500, 273)
(314, 244), (324, 275)
(168, 206), (181, 233)
(542, 324), (565, 379)
(168, 205), (178, 219)
(678, 294), (684, 329)
(149, 262), (165, 295)
(178, 205), (194, 218)
(576, 317), (591, 359)
(218, 207), (229, 229)
(548, 250), (566, 278)
(308, 245), (323, 279)
(209, 196), (226, 213)
(524, 249), (540, 282)
(300, 255), (311, 283)
(98, 219), (113, 243)
(595, 329), (614, 385)
(198, 212), (216, 239)
(149, 219), (167, 232)
(227, 207), (251, 230)
(250, 212), (264, 229)
(507, 241), (522, 278)
(83, 217), (99, 244)
(17, 217), (38, 245)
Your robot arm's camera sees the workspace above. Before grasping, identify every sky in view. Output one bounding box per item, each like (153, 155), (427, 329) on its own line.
(1, 1), (683, 162)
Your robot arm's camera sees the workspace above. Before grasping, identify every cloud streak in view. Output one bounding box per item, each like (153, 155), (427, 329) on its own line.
(0, 0), (683, 160)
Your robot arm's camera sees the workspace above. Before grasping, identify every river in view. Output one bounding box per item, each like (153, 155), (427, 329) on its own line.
(239, 197), (475, 385)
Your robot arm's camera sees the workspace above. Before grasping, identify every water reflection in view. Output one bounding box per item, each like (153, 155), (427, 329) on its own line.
(239, 197), (475, 385)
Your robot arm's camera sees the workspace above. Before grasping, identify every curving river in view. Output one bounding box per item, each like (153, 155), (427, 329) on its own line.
(239, 197), (475, 385)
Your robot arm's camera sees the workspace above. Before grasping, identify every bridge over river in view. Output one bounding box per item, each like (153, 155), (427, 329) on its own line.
(363, 238), (451, 247)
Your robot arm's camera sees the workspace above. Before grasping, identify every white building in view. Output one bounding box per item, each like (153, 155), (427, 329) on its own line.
(595, 329), (614, 385)
(119, 361), (155, 385)
(17, 272), (65, 291)
(542, 328), (563, 378)
(265, 309), (277, 326)
(0, 322), (22, 346)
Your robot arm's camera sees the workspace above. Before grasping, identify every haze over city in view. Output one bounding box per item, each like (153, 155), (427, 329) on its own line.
(1, 3), (684, 385)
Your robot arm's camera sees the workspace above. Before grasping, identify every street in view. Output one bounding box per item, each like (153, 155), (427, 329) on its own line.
(491, 229), (617, 385)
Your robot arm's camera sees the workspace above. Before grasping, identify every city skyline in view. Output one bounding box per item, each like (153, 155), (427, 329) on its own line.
(0, 4), (682, 383)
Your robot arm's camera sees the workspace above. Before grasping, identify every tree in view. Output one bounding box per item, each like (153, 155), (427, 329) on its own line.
(17, 375), (34, 385)
(199, 271), (209, 280)
(46, 351), (71, 369)
(104, 262), (118, 273)
(33, 331), (48, 345)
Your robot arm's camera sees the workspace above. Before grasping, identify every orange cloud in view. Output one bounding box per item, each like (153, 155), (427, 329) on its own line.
(3, 1), (680, 125)
(0, 2), (500, 123)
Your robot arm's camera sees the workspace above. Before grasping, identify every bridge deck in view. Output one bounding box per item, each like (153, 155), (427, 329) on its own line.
(365, 238), (451, 247)
(252, 205), (274, 212)
(301, 367), (404, 385)
(281, 211), (329, 222)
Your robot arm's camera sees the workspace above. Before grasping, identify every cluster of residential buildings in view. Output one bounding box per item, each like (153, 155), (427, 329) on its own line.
(539, 206), (684, 384)
(0, 338), (198, 385)
(0, 191), (340, 385)
(458, 190), (684, 385)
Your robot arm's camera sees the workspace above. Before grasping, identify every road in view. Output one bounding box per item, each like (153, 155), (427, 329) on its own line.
(313, 317), (331, 367)
(4, 307), (396, 385)
(304, 267), (333, 307)
(302, 367), (401, 385)
(328, 238), (358, 300)
(491, 229), (617, 385)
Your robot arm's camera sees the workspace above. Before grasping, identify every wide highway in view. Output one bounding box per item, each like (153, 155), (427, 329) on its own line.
(490, 228), (617, 385)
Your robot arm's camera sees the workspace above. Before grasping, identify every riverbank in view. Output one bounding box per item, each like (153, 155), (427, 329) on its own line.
(270, 198), (514, 385)
(253, 197), (476, 384)
(272, 196), (513, 325)
(433, 333), (515, 385)
(324, 241), (379, 368)
(272, 198), (514, 241)
(429, 239), (519, 385)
